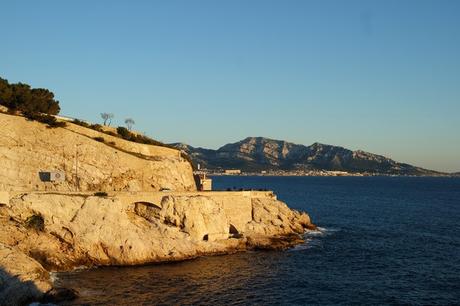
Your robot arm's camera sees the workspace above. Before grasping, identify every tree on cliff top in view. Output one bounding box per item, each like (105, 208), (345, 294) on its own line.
(124, 118), (135, 131)
(0, 77), (60, 115)
(100, 113), (114, 126)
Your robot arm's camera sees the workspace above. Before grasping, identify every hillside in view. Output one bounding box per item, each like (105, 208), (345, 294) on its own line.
(0, 112), (196, 192)
(0, 79), (317, 305)
(172, 137), (443, 176)
(0, 116), (316, 303)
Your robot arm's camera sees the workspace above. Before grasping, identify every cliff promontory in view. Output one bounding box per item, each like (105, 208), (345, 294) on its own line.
(0, 191), (313, 304)
(0, 111), (315, 305)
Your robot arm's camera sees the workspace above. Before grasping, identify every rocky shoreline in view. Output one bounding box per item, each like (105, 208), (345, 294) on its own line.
(0, 112), (316, 305)
(0, 191), (315, 305)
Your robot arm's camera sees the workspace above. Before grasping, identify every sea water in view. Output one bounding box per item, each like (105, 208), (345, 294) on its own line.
(56, 176), (460, 305)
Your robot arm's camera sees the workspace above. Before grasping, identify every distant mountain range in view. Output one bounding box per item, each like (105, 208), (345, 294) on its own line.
(172, 137), (446, 176)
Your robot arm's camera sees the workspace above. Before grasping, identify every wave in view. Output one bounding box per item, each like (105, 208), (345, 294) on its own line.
(304, 226), (339, 236)
(289, 226), (339, 252)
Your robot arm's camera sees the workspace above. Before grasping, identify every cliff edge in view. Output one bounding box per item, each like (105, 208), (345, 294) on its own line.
(0, 111), (315, 305)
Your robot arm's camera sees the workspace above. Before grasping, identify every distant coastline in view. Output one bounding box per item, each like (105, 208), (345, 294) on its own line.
(172, 137), (450, 177)
(207, 170), (457, 177)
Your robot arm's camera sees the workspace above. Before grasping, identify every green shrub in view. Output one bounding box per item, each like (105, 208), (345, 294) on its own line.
(93, 136), (105, 142)
(46, 119), (67, 128)
(23, 111), (66, 128)
(116, 126), (131, 139)
(90, 124), (103, 131)
(72, 119), (90, 128)
(116, 126), (171, 146)
(25, 214), (45, 231)
(105, 131), (117, 137)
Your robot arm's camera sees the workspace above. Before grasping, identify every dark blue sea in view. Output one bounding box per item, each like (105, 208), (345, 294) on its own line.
(57, 176), (460, 305)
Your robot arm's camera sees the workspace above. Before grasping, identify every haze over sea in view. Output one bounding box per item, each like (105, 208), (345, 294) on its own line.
(57, 176), (460, 305)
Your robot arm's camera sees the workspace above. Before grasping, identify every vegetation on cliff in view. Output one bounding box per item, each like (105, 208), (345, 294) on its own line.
(0, 76), (195, 168)
(0, 77), (65, 128)
(0, 77), (60, 115)
(72, 119), (195, 169)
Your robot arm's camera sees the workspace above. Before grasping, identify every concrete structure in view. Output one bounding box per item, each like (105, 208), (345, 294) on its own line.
(195, 173), (212, 191)
(201, 178), (212, 191)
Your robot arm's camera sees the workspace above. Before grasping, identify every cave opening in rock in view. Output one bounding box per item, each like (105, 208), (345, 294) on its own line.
(229, 224), (239, 235)
(203, 234), (209, 241)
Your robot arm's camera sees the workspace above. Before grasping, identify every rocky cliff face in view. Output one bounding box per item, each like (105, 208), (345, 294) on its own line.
(173, 137), (441, 175)
(0, 113), (196, 192)
(0, 191), (314, 303)
(0, 113), (316, 304)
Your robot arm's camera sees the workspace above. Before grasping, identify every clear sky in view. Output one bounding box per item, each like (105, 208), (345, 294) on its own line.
(1, 0), (459, 172)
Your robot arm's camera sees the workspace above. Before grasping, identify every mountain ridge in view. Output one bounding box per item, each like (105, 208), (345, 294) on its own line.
(172, 136), (445, 176)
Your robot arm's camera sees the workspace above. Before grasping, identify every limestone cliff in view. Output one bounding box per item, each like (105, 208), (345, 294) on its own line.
(1, 191), (313, 268)
(0, 112), (316, 305)
(0, 113), (196, 192)
(0, 191), (314, 303)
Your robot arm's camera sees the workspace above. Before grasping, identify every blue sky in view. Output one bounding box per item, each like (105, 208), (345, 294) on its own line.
(1, 0), (459, 172)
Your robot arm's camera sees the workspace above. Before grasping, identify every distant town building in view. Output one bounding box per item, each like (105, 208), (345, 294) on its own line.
(326, 171), (349, 176)
(224, 169), (241, 175)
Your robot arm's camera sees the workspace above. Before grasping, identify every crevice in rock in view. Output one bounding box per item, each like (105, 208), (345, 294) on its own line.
(133, 201), (161, 223)
(70, 198), (87, 223)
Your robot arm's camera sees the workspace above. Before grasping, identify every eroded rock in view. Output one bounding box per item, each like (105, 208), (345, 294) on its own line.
(0, 191), (315, 304)
(0, 244), (52, 306)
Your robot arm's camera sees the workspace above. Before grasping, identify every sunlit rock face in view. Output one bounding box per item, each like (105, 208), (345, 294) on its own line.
(0, 113), (196, 193)
(0, 191), (314, 300)
(1, 192), (314, 269)
(0, 113), (315, 303)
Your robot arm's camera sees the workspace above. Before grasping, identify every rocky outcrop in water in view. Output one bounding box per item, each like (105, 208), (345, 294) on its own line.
(0, 191), (314, 304)
(0, 112), (315, 304)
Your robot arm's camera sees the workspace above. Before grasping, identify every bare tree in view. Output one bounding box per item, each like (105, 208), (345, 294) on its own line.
(100, 113), (114, 126)
(124, 118), (135, 131)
